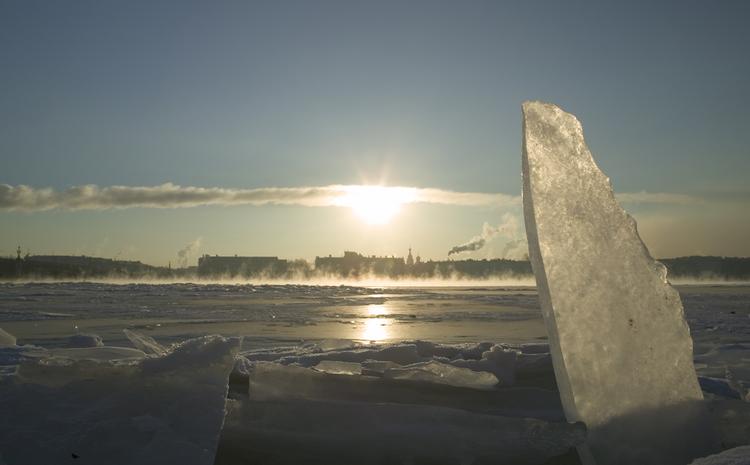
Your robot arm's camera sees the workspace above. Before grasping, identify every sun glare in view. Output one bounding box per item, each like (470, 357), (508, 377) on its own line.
(361, 304), (392, 342)
(337, 186), (416, 225)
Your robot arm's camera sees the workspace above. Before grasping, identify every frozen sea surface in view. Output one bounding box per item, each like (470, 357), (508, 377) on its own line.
(1, 283), (749, 370)
(0, 283), (548, 349)
(1, 283), (749, 464)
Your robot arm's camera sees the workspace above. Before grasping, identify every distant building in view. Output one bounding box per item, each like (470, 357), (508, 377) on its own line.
(17, 255), (150, 277)
(406, 247), (414, 267)
(15, 246), (22, 274)
(315, 251), (405, 277)
(26, 255), (144, 267)
(197, 255), (287, 277)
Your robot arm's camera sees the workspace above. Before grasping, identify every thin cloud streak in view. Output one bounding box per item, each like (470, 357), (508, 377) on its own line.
(0, 183), (703, 212)
(0, 183), (516, 212)
(615, 191), (704, 206)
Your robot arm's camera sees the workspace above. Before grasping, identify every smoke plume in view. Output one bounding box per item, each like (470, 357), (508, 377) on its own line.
(448, 224), (492, 256)
(448, 214), (527, 258)
(177, 237), (202, 268)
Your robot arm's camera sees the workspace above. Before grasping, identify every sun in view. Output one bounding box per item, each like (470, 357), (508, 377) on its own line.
(337, 185), (416, 225)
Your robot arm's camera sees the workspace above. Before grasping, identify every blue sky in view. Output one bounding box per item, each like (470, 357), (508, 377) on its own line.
(1, 1), (749, 264)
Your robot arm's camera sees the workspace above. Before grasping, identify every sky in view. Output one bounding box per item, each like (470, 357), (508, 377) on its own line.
(1, 0), (749, 265)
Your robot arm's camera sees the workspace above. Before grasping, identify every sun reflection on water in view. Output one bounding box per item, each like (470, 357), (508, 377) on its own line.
(361, 304), (392, 343)
(366, 304), (389, 317)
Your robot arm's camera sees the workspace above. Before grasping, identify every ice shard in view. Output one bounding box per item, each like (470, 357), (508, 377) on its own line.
(521, 101), (717, 464)
(0, 327), (16, 347)
(1, 336), (240, 465)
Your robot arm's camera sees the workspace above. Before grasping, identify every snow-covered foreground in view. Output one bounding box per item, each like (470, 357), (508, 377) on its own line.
(0, 335), (240, 465)
(0, 283), (749, 464)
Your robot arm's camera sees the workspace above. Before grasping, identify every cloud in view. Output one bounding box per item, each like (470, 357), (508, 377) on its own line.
(412, 188), (515, 207)
(0, 182), (706, 212)
(615, 191), (704, 205)
(0, 183), (517, 212)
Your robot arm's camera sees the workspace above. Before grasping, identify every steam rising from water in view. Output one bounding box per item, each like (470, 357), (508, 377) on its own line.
(4, 274), (539, 287)
(4, 273), (746, 288)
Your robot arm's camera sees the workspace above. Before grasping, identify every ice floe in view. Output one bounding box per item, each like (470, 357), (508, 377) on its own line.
(313, 360), (363, 375)
(0, 327), (15, 347)
(65, 333), (104, 348)
(0, 334), (239, 465)
(216, 397), (586, 465)
(123, 328), (168, 356)
(689, 446), (750, 465)
(383, 360), (499, 390)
